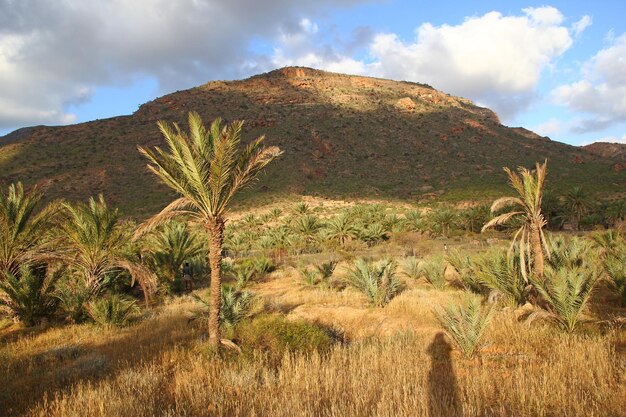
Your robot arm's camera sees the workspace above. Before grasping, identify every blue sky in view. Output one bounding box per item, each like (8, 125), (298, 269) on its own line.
(1, 0), (625, 145)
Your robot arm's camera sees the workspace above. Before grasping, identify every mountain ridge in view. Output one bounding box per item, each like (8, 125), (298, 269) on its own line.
(1, 66), (623, 215)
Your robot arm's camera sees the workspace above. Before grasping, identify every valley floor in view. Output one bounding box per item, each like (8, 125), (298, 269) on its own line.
(2, 262), (625, 417)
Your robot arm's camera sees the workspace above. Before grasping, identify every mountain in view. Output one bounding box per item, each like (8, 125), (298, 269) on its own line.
(1, 67), (623, 216)
(582, 142), (626, 160)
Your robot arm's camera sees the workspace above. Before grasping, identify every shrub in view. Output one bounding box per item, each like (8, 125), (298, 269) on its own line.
(358, 223), (389, 246)
(417, 257), (446, 290)
(315, 261), (337, 289)
(473, 249), (526, 305)
(399, 256), (420, 280)
(55, 278), (96, 323)
(191, 286), (261, 330)
(235, 314), (335, 357)
(546, 236), (593, 270)
(445, 250), (485, 294)
(298, 266), (320, 286)
(403, 210), (426, 232)
(530, 266), (599, 333)
(0, 264), (60, 326)
(252, 256), (276, 277)
(605, 255), (626, 306)
(232, 261), (256, 290)
(85, 294), (140, 327)
(345, 259), (401, 307)
(433, 296), (492, 358)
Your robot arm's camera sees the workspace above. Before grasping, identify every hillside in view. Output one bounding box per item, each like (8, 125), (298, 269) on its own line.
(0, 67), (623, 216)
(582, 141), (626, 160)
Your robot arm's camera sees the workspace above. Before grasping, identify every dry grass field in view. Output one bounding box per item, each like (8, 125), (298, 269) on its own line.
(2, 261), (625, 417)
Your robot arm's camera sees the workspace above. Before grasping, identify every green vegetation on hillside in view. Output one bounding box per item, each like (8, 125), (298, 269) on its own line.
(1, 107), (625, 416)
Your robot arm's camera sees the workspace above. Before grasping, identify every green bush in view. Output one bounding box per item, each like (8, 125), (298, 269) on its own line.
(473, 248), (526, 306)
(345, 259), (401, 307)
(605, 255), (626, 306)
(399, 256), (420, 280)
(445, 250), (486, 295)
(531, 266), (599, 333)
(417, 257), (446, 290)
(85, 294), (140, 327)
(232, 261), (256, 290)
(298, 265), (319, 286)
(191, 286), (261, 330)
(433, 296), (492, 358)
(0, 264), (60, 326)
(55, 278), (95, 323)
(235, 314), (335, 357)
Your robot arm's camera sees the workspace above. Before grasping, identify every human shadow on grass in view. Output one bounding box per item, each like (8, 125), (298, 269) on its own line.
(427, 332), (461, 417)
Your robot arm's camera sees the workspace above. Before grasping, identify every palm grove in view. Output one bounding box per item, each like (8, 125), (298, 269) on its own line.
(1, 111), (625, 354)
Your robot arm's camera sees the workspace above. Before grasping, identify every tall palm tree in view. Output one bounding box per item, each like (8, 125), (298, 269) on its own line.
(60, 195), (157, 306)
(482, 160), (550, 282)
(563, 186), (589, 230)
(0, 182), (59, 277)
(137, 111), (281, 350)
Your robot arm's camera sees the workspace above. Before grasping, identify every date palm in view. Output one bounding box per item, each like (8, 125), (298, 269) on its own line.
(563, 186), (589, 230)
(325, 213), (357, 246)
(61, 195), (157, 306)
(0, 182), (59, 277)
(137, 111), (281, 350)
(142, 221), (205, 288)
(482, 160), (550, 282)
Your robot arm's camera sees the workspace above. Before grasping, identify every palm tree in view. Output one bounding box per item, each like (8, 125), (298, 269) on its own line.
(429, 208), (457, 237)
(137, 111), (281, 350)
(563, 186), (589, 230)
(482, 160), (550, 282)
(0, 182), (59, 277)
(142, 221), (205, 291)
(60, 195), (157, 307)
(293, 214), (322, 244)
(325, 213), (357, 246)
(461, 205), (490, 233)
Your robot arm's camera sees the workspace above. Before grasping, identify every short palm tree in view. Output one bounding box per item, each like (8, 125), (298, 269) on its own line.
(137, 111), (281, 350)
(60, 195), (157, 306)
(0, 264), (61, 326)
(325, 213), (357, 246)
(345, 258), (401, 307)
(482, 160), (550, 282)
(142, 221), (205, 289)
(429, 208), (457, 237)
(0, 182), (59, 277)
(531, 266), (599, 333)
(293, 214), (322, 244)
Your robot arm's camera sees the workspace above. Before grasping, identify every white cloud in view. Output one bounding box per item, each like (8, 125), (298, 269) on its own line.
(534, 118), (565, 136)
(365, 7), (573, 121)
(0, 0), (367, 131)
(271, 18), (368, 75)
(552, 33), (626, 133)
(597, 134), (626, 144)
(571, 15), (592, 37)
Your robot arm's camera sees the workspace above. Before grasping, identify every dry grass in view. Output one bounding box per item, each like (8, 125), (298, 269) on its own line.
(1, 273), (625, 417)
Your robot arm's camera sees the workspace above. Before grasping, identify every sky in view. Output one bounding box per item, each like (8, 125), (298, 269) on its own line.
(1, 0), (625, 146)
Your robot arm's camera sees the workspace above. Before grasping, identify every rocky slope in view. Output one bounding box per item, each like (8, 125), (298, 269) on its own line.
(1, 67), (623, 216)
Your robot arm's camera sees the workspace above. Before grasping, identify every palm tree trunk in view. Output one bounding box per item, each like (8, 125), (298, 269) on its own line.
(530, 223), (544, 280)
(206, 217), (225, 350)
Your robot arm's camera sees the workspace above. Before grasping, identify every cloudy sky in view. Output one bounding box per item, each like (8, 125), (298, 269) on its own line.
(1, 0), (625, 145)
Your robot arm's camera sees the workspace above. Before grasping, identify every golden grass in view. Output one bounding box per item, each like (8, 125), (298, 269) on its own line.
(1, 275), (625, 416)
